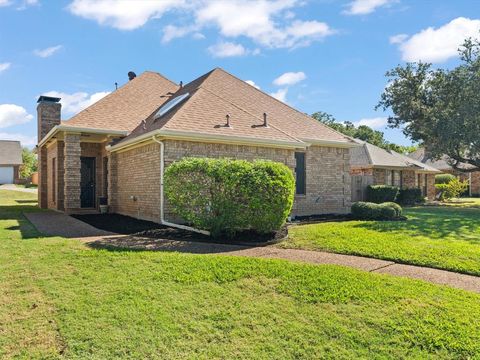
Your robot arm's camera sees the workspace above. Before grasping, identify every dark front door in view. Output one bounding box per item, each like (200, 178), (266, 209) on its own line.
(80, 157), (96, 208)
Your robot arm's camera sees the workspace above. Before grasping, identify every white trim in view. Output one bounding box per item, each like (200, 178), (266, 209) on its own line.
(38, 125), (128, 147)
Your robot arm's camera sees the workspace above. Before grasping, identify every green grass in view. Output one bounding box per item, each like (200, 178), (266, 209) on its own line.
(283, 200), (480, 276)
(2, 190), (480, 359)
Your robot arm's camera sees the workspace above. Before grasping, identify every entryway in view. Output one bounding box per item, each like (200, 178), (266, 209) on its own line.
(80, 157), (96, 208)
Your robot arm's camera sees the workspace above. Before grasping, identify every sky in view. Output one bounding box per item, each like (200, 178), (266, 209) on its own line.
(1, 0), (480, 148)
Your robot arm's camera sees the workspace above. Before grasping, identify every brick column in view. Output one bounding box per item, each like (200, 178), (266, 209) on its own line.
(426, 174), (436, 200)
(107, 152), (118, 212)
(64, 133), (81, 211)
(402, 170), (416, 189)
(38, 145), (48, 209)
(343, 148), (351, 211)
(57, 141), (65, 211)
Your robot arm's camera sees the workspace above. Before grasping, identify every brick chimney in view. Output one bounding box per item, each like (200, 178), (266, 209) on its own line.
(37, 95), (61, 144)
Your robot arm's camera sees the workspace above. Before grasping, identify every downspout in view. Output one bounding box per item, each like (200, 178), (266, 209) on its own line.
(152, 136), (210, 236)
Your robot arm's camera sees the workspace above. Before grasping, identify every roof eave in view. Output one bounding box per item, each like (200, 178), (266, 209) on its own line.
(38, 125), (129, 147)
(302, 138), (361, 149)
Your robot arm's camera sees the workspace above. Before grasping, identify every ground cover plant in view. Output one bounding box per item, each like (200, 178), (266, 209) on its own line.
(2, 189), (480, 358)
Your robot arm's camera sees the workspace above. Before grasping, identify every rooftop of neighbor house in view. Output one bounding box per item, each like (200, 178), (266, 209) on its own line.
(351, 140), (440, 172)
(55, 68), (356, 147)
(0, 140), (22, 165)
(409, 147), (476, 171)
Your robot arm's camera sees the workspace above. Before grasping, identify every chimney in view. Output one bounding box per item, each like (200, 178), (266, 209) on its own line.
(37, 96), (61, 144)
(128, 71), (137, 81)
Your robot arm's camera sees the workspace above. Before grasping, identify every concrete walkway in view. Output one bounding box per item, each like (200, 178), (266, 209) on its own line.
(0, 184), (38, 193)
(25, 211), (480, 294)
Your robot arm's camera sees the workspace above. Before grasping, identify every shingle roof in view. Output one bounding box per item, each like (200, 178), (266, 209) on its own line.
(351, 140), (439, 172)
(409, 147), (474, 171)
(0, 140), (22, 165)
(64, 71), (179, 132)
(120, 68), (355, 146)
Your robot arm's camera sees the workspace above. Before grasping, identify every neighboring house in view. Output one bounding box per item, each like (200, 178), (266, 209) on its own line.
(350, 140), (440, 202)
(0, 140), (22, 184)
(36, 68), (358, 222)
(410, 147), (480, 196)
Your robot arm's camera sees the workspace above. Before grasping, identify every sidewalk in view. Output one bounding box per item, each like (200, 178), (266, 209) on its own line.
(0, 184), (38, 194)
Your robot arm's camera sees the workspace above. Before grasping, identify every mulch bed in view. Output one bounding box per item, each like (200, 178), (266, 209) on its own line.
(72, 213), (287, 246)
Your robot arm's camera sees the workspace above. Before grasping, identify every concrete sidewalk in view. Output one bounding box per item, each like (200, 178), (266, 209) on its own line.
(0, 184), (38, 193)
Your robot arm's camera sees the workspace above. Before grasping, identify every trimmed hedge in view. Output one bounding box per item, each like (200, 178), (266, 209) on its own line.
(366, 185), (399, 203)
(164, 158), (295, 239)
(397, 188), (424, 205)
(435, 173), (455, 184)
(351, 201), (403, 220)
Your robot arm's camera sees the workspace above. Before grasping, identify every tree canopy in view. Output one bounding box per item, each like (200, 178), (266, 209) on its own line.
(312, 111), (417, 154)
(376, 37), (480, 171)
(20, 148), (37, 179)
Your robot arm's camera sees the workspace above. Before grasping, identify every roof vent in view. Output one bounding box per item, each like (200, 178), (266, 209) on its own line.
(154, 92), (190, 120)
(128, 71), (136, 81)
(263, 112), (269, 127)
(226, 114), (231, 128)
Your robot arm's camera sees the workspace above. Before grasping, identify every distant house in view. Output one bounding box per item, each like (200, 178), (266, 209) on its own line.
(36, 68), (358, 221)
(410, 148), (480, 196)
(0, 140), (22, 184)
(350, 140), (440, 202)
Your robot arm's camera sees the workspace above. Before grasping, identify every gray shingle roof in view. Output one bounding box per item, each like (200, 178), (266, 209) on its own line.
(409, 147), (474, 171)
(0, 140), (22, 165)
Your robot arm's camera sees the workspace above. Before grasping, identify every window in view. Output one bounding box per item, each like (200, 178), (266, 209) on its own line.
(154, 92), (190, 120)
(385, 170), (392, 185)
(295, 152), (306, 195)
(416, 174), (421, 188)
(424, 174), (428, 196)
(393, 170), (401, 187)
(52, 158), (56, 203)
(103, 157), (108, 197)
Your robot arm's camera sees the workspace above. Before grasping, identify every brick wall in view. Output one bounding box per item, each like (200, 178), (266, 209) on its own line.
(373, 169), (387, 185)
(426, 174), (436, 199)
(471, 171), (480, 196)
(64, 134), (81, 211)
(402, 170), (416, 188)
(38, 145), (48, 209)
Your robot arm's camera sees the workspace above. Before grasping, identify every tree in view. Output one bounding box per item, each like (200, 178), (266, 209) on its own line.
(312, 112), (417, 154)
(20, 148), (37, 179)
(377, 37), (480, 171)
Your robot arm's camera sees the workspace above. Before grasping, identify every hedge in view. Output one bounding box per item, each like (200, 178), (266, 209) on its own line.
(351, 201), (403, 220)
(396, 188), (424, 205)
(366, 185), (399, 203)
(435, 173), (455, 184)
(164, 158), (295, 238)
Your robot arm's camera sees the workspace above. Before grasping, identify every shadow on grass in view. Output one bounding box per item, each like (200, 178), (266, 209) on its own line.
(0, 205), (44, 239)
(352, 206), (480, 242)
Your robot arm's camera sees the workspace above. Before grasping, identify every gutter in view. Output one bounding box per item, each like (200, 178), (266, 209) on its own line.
(38, 125), (129, 148)
(151, 135), (210, 236)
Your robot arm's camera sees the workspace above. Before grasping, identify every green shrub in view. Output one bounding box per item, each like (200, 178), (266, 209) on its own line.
(164, 158), (295, 239)
(366, 185), (399, 203)
(435, 173), (455, 184)
(435, 178), (469, 201)
(351, 202), (403, 220)
(397, 188), (424, 205)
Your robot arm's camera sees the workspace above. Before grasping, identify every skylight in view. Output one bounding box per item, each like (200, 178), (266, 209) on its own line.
(154, 92), (190, 120)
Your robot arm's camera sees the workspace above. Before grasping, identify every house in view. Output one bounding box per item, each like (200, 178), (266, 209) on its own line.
(36, 68), (358, 223)
(0, 140), (22, 184)
(350, 140), (440, 202)
(410, 147), (480, 196)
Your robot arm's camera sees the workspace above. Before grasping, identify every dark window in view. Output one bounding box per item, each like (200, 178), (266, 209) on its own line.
(103, 157), (108, 197)
(295, 152), (306, 195)
(52, 158), (56, 203)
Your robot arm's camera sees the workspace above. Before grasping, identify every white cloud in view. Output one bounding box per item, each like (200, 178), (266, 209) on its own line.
(68, 0), (185, 31)
(245, 80), (260, 89)
(207, 41), (247, 58)
(192, 32), (205, 40)
(353, 117), (388, 129)
(162, 24), (196, 43)
(0, 62), (11, 73)
(343, 0), (395, 15)
(389, 33), (408, 44)
(42, 91), (110, 114)
(394, 17), (480, 63)
(0, 0), (11, 7)
(0, 104), (33, 128)
(34, 45), (63, 58)
(273, 71), (306, 86)
(0, 132), (36, 147)
(270, 88), (288, 103)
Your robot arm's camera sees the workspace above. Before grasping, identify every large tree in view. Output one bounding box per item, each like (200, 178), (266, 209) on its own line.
(376, 37), (480, 171)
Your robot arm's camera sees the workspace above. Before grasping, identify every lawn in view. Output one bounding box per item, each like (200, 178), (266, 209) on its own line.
(2, 190), (480, 359)
(283, 200), (480, 276)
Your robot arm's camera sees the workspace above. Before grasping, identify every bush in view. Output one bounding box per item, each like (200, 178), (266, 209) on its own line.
(351, 202), (403, 220)
(164, 158), (295, 239)
(435, 173), (455, 184)
(366, 185), (399, 203)
(397, 188), (424, 205)
(435, 178), (469, 201)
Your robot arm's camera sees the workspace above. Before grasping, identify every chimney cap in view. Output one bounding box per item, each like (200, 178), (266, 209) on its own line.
(37, 95), (61, 103)
(128, 71), (137, 81)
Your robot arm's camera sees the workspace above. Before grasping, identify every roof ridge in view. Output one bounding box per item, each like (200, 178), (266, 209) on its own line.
(143, 70), (178, 87)
(198, 85), (303, 144)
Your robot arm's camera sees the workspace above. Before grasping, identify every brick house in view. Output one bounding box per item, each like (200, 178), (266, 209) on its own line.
(409, 148), (480, 196)
(37, 68), (357, 224)
(0, 140), (22, 184)
(350, 140), (440, 202)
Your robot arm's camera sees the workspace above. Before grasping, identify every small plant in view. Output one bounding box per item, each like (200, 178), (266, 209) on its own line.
(351, 201), (403, 220)
(435, 173), (455, 184)
(435, 178), (469, 201)
(366, 185), (399, 203)
(397, 188), (424, 205)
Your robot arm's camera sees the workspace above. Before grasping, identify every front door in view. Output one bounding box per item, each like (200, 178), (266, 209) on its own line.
(80, 157), (96, 208)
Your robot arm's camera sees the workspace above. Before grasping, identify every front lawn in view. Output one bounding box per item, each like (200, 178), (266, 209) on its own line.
(2, 190), (480, 358)
(283, 200), (480, 276)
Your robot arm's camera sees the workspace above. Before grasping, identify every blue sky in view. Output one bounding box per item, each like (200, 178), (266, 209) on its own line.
(1, 0), (479, 148)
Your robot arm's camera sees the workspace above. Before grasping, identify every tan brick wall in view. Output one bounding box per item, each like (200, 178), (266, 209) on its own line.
(373, 169), (387, 185)
(402, 170), (416, 188)
(38, 145), (48, 209)
(471, 171), (480, 196)
(113, 142), (161, 222)
(64, 134), (81, 211)
(46, 142), (58, 209)
(426, 174), (436, 199)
